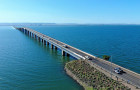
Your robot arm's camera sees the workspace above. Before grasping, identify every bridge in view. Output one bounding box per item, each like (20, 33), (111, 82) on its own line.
(14, 27), (140, 89)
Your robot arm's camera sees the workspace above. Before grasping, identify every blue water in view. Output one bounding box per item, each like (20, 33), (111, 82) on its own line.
(0, 26), (83, 90)
(0, 25), (140, 89)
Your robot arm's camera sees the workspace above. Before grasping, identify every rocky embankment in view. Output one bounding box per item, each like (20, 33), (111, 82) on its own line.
(65, 60), (131, 90)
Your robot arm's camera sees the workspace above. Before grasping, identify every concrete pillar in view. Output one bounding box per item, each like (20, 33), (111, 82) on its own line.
(24, 30), (26, 34)
(22, 28), (24, 33)
(22, 28), (24, 32)
(30, 32), (31, 36)
(54, 46), (57, 50)
(27, 31), (29, 35)
(47, 42), (49, 45)
(38, 37), (40, 42)
(67, 53), (70, 57)
(25, 30), (27, 34)
(20, 28), (22, 32)
(42, 39), (43, 43)
(35, 35), (37, 40)
(62, 50), (65, 56)
(44, 40), (46, 45)
(51, 44), (54, 49)
(19, 28), (21, 31)
(23, 29), (25, 33)
(25, 30), (26, 34)
(32, 33), (34, 38)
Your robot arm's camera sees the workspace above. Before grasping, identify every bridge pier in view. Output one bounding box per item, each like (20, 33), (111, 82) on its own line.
(35, 35), (37, 40)
(42, 39), (43, 43)
(23, 29), (25, 32)
(32, 33), (34, 38)
(25, 30), (27, 34)
(51, 44), (54, 49)
(62, 50), (65, 56)
(29, 32), (31, 36)
(21, 29), (23, 32)
(38, 37), (40, 42)
(25, 30), (26, 34)
(67, 53), (70, 57)
(47, 41), (49, 45)
(22, 28), (24, 32)
(20, 28), (23, 32)
(27, 31), (29, 35)
(44, 40), (46, 45)
(55, 46), (57, 50)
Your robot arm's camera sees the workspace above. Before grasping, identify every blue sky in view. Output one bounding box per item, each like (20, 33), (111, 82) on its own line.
(0, 0), (140, 24)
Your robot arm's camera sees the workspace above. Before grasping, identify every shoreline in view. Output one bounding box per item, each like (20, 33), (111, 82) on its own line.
(65, 63), (93, 90)
(65, 60), (135, 90)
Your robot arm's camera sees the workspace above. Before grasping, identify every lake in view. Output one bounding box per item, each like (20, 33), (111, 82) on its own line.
(0, 25), (140, 89)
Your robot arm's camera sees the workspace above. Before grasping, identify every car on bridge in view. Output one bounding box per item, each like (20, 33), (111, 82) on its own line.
(62, 45), (68, 48)
(114, 68), (123, 74)
(85, 56), (92, 60)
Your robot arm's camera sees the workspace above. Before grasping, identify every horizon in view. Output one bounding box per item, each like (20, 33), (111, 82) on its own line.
(1, 23), (140, 25)
(0, 0), (140, 24)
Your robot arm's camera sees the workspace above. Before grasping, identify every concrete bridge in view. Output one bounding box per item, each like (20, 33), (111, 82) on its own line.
(14, 27), (140, 89)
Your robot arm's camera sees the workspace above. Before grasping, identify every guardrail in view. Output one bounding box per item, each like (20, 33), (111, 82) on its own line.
(87, 60), (140, 89)
(95, 57), (140, 78)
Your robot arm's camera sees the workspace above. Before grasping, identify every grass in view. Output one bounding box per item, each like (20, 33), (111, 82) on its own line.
(65, 60), (130, 90)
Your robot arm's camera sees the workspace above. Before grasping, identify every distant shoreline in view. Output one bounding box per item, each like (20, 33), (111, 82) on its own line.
(0, 23), (140, 26)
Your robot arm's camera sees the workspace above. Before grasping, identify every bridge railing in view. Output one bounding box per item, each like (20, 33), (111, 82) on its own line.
(87, 59), (140, 89)
(24, 27), (86, 60)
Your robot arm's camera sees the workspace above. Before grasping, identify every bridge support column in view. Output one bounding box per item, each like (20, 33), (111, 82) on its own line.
(22, 28), (24, 33)
(51, 44), (54, 49)
(67, 53), (70, 57)
(38, 37), (40, 42)
(22, 28), (24, 32)
(62, 50), (65, 56)
(24, 28), (26, 33)
(27, 31), (29, 35)
(54, 46), (57, 50)
(25, 30), (26, 34)
(32, 33), (34, 38)
(20, 28), (22, 31)
(25, 29), (27, 34)
(47, 42), (49, 45)
(35, 35), (37, 40)
(44, 40), (46, 45)
(29, 32), (31, 36)
(42, 39), (43, 43)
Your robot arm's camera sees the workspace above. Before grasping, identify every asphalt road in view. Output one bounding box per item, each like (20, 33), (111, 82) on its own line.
(91, 59), (140, 87)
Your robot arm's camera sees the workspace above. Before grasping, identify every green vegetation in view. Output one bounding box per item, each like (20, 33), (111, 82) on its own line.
(65, 60), (130, 90)
(103, 55), (110, 60)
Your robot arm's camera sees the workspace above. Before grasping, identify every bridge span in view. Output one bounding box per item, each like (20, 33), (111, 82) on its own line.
(14, 27), (140, 89)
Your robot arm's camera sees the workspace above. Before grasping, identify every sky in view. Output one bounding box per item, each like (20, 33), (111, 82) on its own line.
(0, 0), (140, 24)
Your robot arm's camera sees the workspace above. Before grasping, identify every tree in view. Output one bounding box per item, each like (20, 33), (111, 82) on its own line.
(103, 55), (110, 60)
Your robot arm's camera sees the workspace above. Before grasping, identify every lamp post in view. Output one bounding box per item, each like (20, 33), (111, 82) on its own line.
(111, 55), (112, 79)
